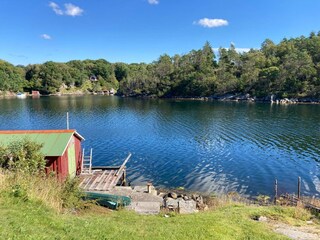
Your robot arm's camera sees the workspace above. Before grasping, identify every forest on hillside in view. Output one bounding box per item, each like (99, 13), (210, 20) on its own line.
(1, 31), (320, 99)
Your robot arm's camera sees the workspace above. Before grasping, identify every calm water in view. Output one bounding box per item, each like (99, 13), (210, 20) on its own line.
(1, 96), (320, 197)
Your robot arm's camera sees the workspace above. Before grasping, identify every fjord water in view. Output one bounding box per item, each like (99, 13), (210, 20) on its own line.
(1, 96), (320, 197)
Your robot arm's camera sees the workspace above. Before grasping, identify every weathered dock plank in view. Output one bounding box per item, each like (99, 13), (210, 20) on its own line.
(80, 153), (131, 192)
(101, 170), (116, 190)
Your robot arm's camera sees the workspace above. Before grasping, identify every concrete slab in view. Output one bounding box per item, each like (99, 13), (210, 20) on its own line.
(108, 188), (163, 203)
(133, 186), (147, 193)
(128, 202), (161, 215)
(95, 185), (163, 214)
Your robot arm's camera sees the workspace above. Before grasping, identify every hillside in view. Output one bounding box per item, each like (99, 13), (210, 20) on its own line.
(1, 32), (320, 100)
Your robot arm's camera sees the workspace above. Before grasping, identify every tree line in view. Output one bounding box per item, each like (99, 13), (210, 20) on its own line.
(1, 31), (320, 99)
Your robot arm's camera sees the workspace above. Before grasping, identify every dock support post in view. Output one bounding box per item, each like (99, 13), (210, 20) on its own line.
(89, 148), (93, 174)
(67, 112), (69, 129)
(123, 167), (127, 186)
(297, 177), (301, 199)
(274, 179), (278, 204)
(147, 182), (152, 193)
(81, 148), (85, 173)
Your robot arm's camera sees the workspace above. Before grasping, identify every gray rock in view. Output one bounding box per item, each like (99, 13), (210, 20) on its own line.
(158, 192), (167, 198)
(191, 194), (199, 201)
(128, 201), (161, 215)
(258, 216), (268, 222)
(197, 203), (207, 210)
(166, 198), (179, 208)
(196, 196), (204, 205)
(179, 200), (198, 214)
(168, 192), (178, 199)
(150, 189), (158, 196)
(133, 185), (147, 193)
(165, 198), (198, 214)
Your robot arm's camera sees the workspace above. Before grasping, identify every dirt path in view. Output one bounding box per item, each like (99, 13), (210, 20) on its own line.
(272, 222), (320, 240)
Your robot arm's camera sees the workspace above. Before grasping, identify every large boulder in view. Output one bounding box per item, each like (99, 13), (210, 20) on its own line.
(179, 200), (198, 214)
(165, 198), (198, 214)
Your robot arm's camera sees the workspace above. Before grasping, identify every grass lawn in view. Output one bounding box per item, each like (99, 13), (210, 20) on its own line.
(0, 194), (308, 240)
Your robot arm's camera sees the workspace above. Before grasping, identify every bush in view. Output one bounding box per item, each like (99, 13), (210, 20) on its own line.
(0, 139), (87, 212)
(0, 138), (45, 173)
(61, 177), (86, 209)
(0, 170), (88, 212)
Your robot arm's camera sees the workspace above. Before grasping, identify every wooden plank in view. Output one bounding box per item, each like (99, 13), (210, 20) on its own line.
(101, 170), (116, 190)
(80, 174), (97, 189)
(102, 170), (117, 190)
(88, 171), (107, 190)
(83, 175), (95, 190)
(80, 174), (95, 187)
(80, 153), (131, 191)
(92, 166), (121, 170)
(115, 153), (131, 176)
(96, 170), (114, 190)
(79, 178), (89, 188)
(108, 168), (125, 190)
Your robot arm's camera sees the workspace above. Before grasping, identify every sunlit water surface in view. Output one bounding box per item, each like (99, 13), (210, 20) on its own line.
(1, 96), (320, 197)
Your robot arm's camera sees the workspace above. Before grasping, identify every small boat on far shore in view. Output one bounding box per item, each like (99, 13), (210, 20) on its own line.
(16, 92), (27, 99)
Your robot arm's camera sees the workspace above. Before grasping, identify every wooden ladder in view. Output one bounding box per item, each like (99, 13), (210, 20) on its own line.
(81, 148), (93, 174)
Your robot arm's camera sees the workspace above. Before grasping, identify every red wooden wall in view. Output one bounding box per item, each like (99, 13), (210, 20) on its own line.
(44, 135), (83, 181)
(74, 136), (83, 175)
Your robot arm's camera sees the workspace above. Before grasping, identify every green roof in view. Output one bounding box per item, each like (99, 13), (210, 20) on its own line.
(0, 130), (84, 157)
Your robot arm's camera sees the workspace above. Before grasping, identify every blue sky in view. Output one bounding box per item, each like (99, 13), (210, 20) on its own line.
(1, 0), (320, 65)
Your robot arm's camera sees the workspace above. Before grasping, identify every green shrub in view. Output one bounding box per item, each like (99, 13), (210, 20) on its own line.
(0, 138), (45, 173)
(0, 139), (87, 212)
(61, 177), (86, 209)
(11, 184), (28, 201)
(1, 170), (88, 212)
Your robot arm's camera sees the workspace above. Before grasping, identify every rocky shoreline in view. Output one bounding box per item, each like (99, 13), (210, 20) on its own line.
(160, 190), (209, 213)
(212, 94), (320, 104)
(2, 90), (320, 104)
(170, 94), (320, 104)
(109, 184), (212, 214)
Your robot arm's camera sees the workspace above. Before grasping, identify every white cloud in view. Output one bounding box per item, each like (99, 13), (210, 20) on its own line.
(49, 2), (63, 15)
(235, 48), (251, 53)
(195, 18), (228, 28)
(41, 34), (52, 40)
(213, 47), (252, 53)
(64, 3), (84, 16)
(148, 0), (159, 5)
(49, 2), (83, 17)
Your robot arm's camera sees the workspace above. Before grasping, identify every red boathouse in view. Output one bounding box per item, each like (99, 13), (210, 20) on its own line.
(0, 129), (85, 180)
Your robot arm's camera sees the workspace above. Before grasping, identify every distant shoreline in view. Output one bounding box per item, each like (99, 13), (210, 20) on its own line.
(1, 90), (320, 104)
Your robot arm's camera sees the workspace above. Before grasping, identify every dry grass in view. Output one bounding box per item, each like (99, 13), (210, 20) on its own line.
(0, 171), (5, 191)
(15, 173), (64, 211)
(0, 169), (70, 212)
(1, 169), (318, 239)
(205, 192), (252, 209)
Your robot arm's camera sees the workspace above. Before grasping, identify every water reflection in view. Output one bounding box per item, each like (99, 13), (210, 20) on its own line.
(0, 96), (320, 197)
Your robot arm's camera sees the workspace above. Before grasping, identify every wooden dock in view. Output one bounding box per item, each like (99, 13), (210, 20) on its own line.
(80, 153), (131, 191)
